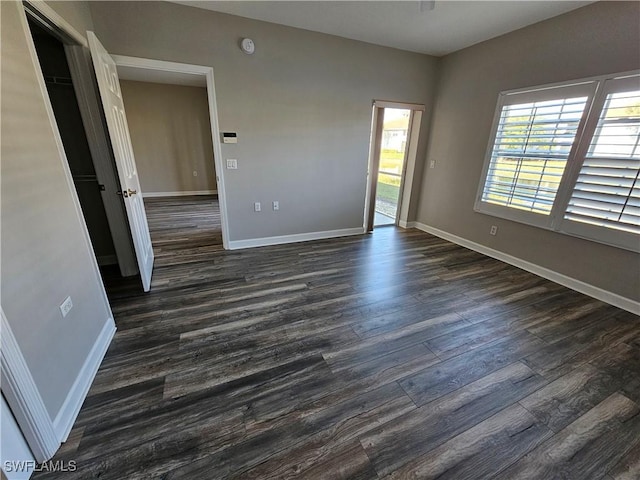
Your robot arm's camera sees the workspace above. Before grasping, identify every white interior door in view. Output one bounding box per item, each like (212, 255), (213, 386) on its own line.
(87, 32), (154, 292)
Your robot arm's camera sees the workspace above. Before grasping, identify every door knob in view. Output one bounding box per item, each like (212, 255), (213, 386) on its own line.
(121, 189), (138, 198)
(128, 189), (138, 196)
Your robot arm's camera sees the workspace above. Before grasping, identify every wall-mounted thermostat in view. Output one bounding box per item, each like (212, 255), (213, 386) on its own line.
(223, 132), (238, 144)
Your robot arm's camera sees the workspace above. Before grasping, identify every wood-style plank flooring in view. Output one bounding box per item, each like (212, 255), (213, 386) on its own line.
(34, 196), (640, 479)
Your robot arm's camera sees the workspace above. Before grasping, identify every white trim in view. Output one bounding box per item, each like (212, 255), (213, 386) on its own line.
(398, 110), (423, 227)
(111, 55), (230, 250)
(228, 228), (365, 250)
(398, 220), (416, 229)
(411, 223), (640, 315)
(23, 0), (87, 47)
(143, 190), (217, 198)
(205, 68), (230, 250)
(373, 100), (426, 111)
(0, 309), (59, 463)
(1, 395), (36, 479)
(112, 55), (210, 76)
(53, 319), (116, 442)
(500, 69), (640, 97)
(363, 105), (382, 232)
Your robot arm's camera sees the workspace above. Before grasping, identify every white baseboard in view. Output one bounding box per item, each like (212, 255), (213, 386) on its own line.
(143, 190), (217, 198)
(412, 222), (640, 315)
(398, 220), (416, 229)
(52, 319), (116, 442)
(228, 227), (365, 250)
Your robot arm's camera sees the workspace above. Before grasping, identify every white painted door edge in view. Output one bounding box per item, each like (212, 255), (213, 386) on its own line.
(88, 33), (155, 291)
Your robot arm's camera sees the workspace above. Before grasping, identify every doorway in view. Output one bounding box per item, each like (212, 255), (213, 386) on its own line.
(375, 108), (411, 226)
(365, 101), (425, 231)
(116, 75), (223, 253)
(27, 19), (130, 276)
(112, 55), (230, 250)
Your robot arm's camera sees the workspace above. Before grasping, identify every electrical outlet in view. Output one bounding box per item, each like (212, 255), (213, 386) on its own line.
(60, 296), (73, 317)
(254, 202), (261, 212)
(273, 201), (279, 211)
(226, 159), (238, 169)
(192, 170), (198, 177)
(429, 160), (436, 169)
(490, 225), (498, 236)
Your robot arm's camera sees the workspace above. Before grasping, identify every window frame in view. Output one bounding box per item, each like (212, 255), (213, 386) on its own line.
(474, 70), (640, 252)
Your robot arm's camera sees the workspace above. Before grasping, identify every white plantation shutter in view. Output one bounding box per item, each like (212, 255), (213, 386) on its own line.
(564, 90), (640, 234)
(481, 96), (588, 214)
(476, 72), (640, 252)
(475, 81), (596, 228)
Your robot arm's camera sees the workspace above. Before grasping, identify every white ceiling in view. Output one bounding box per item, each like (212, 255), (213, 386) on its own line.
(172, 1), (594, 56)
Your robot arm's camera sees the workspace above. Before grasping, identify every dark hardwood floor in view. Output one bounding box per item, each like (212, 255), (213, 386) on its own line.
(34, 196), (640, 479)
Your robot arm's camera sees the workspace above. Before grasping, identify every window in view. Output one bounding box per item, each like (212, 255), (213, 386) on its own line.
(564, 89), (640, 233)
(481, 96), (588, 215)
(476, 72), (640, 252)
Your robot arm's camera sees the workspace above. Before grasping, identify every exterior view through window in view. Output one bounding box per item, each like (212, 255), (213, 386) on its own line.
(374, 108), (410, 226)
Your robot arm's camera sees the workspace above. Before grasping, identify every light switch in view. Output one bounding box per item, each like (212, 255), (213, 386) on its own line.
(226, 159), (238, 169)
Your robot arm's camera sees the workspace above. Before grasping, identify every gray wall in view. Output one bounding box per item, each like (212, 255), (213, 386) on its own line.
(89, 1), (439, 240)
(120, 80), (217, 195)
(46, 0), (94, 35)
(1, 0), (112, 418)
(416, 1), (640, 301)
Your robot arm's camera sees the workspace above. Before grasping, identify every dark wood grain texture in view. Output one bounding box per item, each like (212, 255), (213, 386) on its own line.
(32, 196), (640, 480)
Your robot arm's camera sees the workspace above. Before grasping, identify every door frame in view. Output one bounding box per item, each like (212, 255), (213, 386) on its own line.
(111, 55), (230, 250)
(364, 101), (425, 232)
